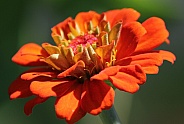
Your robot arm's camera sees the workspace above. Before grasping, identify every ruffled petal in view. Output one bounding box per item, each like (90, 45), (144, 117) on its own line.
(51, 17), (74, 41)
(135, 17), (169, 53)
(57, 60), (85, 78)
(91, 65), (146, 82)
(115, 52), (163, 74)
(30, 79), (76, 98)
(12, 43), (49, 66)
(21, 67), (57, 80)
(81, 80), (115, 115)
(9, 68), (54, 99)
(91, 66), (122, 81)
(75, 11), (101, 32)
(24, 97), (48, 115)
(91, 65), (146, 93)
(159, 50), (176, 64)
(8, 77), (32, 99)
(116, 22), (146, 60)
(104, 8), (140, 27)
(55, 83), (86, 124)
(109, 65), (146, 93)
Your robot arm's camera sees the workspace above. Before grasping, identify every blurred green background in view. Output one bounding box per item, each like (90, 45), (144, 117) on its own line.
(0, 0), (183, 124)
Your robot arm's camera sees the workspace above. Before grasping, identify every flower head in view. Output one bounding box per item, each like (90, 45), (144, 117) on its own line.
(9, 8), (176, 123)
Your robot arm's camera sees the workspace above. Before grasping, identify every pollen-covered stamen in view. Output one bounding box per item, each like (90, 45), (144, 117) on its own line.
(69, 34), (97, 54)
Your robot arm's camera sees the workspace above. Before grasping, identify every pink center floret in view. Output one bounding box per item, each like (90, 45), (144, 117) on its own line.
(69, 34), (97, 53)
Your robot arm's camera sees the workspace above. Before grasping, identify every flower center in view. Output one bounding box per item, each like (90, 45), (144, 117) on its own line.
(69, 34), (97, 53)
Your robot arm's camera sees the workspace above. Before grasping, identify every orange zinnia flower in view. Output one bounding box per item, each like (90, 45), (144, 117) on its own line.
(9, 8), (176, 123)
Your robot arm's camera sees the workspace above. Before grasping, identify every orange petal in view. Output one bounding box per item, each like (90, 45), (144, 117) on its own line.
(116, 22), (146, 60)
(115, 50), (176, 74)
(165, 39), (170, 44)
(75, 11), (101, 32)
(81, 80), (115, 115)
(30, 79), (76, 98)
(55, 83), (86, 124)
(135, 17), (169, 53)
(24, 97), (48, 115)
(115, 52), (163, 74)
(12, 43), (49, 66)
(109, 65), (146, 93)
(159, 50), (176, 64)
(57, 60), (85, 78)
(104, 8), (140, 27)
(91, 66), (122, 81)
(51, 17), (74, 41)
(91, 65), (146, 93)
(21, 67), (57, 80)
(120, 52), (163, 66)
(9, 68), (54, 99)
(8, 77), (32, 99)
(141, 66), (159, 74)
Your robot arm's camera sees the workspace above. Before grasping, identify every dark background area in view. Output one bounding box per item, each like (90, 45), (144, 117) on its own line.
(0, 0), (183, 124)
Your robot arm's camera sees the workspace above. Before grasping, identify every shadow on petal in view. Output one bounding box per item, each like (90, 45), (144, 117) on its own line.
(12, 43), (49, 66)
(24, 96), (48, 115)
(54, 82), (86, 124)
(8, 77), (33, 99)
(109, 65), (146, 93)
(135, 17), (169, 53)
(9, 68), (55, 99)
(81, 80), (115, 115)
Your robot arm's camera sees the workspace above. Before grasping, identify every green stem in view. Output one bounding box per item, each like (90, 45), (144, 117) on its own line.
(99, 105), (122, 124)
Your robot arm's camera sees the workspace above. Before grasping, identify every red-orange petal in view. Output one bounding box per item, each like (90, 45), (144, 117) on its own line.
(9, 68), (54, 99)
(116, 22), (146, 60)
(141, 66), (159, 74)
(30, 79), (76, 98)
(91, 65), (146, 93)
(109, 65), (146, 93)
(12, 43), (49, 66)
(91, 66), (122, 81)
(115, 52), (163, 74)
(21, 67), (57, 80)
(24, 97), (48, 115)
(8, 77), (32, 99)
(159, 50), (176, 64)
(75, 11), (101, 32)
(51, 17), (74, 40)
(81, 80), (115, 115)
(55, 83), (86, 124)
(135, 17), (169, 53)
(57, 60), (85, 78)
(104, 8), (140, 27)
